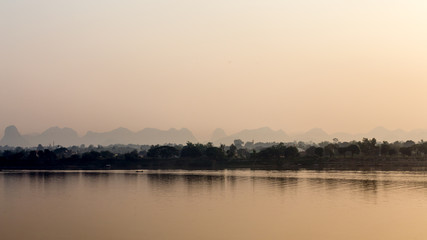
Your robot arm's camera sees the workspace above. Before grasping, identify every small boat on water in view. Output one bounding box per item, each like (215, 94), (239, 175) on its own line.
(136, 170), (144, 173)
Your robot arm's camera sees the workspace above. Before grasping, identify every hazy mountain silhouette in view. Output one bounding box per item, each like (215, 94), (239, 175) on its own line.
(407, 129), (427, 141)
(362, 127), (402, 141)
(25, 127), (80, 147)
(0, 125), (30, 147)
(214, 127), (288, 144)
(83, 127), (134, 145)
(134, 128), (197, 145)
(330, 132), (354, 142)
(211, 126), (427, 144)
(82, 127), (197, 145)
(0, 126), (198, 147)
(4, 125), (427, 147)
(291, 128), (329, 142)
(209, 128), (227, 142)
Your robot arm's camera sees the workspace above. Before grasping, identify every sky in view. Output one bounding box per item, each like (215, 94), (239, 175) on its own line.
(1, 0), (427, 140)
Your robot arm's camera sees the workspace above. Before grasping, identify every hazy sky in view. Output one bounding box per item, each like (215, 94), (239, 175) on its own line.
(1, 0), (427, 140)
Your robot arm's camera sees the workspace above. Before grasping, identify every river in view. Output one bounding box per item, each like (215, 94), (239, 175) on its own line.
(1, 170), (427, 240)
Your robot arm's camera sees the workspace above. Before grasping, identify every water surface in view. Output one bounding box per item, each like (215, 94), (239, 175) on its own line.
(1, 170), (427, 240)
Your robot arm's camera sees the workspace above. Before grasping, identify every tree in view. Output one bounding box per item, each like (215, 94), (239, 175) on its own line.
(244, 141), (254, 149)
(147, 145), (179, 159)
(233, 139), (244, 149)
(100, 151), (115, 159)
(324, 144), (336, 158)
(206, 146), (225, 160)
(82, 151), (101, 160)
(181, 142), (203, 158)
(400, 147), (412, 156)
(346, 144), (360, 157)
(403, 140), (415, 148)
(314, 147), (324, 157)
(359, 138), (377, 155)
(237, 148), (250, 159)
(227, 144), (237, 158)
(37, 144), (44, 151)
(53, 147), (69, 159)
(284, 146), (299, 158)
(124, 150), (139, 160)
(305, 146), (317, 157)
(380, 141), (390, 156)
(338, 144), (360, 157)
(416, 142), (427, 154)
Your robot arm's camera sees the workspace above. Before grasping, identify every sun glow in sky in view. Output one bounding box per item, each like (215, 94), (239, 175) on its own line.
(1, 0), (427, 139)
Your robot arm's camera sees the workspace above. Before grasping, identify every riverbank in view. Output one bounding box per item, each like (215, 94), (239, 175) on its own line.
(2, 156), (427, 171)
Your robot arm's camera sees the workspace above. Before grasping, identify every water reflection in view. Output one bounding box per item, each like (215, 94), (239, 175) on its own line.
(3, 170), (427, 199)
(141, 170), (427, 197)
(2, 170), (427, 240)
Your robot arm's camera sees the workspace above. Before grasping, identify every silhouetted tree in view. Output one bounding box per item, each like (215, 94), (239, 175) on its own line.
(233, 139), (244, 149)
(324, 144), (336, 158)
(359, 138), (377, 155)
(53, 147), (69, 159)
(400, 147), (412, 156)
(244, 141), (254, 149)
(205, 146), (225, 160)
(237, 148), (250, 159)
(227, 144), (237, 158)
(100, 151), (115, 159)
(284, 146), (299, 158)
(380, 141), (391, 156)
(124, 150), (139, 160)
(181, 142), (203, 158)
(257, 143), (299, 159)
(2, 150), (13, 158)
(314, 147), (324, 157)
(82, 151), (101, 160)
(37, 144), (44, 151)
(28, 151), (38, 161)
(403, 140), (415, 148)
(147, 145), (179, 158)
(305, 146), (317, 157)
(416, 142), (427, 154)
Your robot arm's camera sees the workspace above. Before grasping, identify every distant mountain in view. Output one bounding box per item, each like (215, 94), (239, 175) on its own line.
(330, 132), (354, 142)
(331, 127), (427, 142)
(212, 126), (427, 144)
(0, 125), (30, 147)
(364, 127), (398, 140)
(214, 127), (288, 144)
(407, 129), (427, 141)
(209, 128), (227, 142)
(355, 127), (417, 142)
(25, 127), (80, 147)
(82, 127), (197, 145)
(291, 128), (330, 142)
(83, 127), (134, 145)
(134, 128), (197, 145)
(0, 126), (198, 147)
(4, 125), (427, 148)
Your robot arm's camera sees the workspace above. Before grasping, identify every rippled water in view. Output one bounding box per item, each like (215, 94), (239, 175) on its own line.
(1, 170), (427, 240)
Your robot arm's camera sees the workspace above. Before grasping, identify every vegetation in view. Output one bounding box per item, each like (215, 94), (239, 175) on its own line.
(2, 138), (427, 170)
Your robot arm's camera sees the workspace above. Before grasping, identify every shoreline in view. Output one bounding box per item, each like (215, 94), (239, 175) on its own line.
(2, 157), (427, 172)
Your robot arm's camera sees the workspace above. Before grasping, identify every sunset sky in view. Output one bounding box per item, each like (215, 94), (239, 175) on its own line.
(1, 0), (427, 140)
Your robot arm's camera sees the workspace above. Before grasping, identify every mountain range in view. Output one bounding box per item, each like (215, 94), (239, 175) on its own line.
(2, 125), (427, 147)
(0, 126), (197, 147)
(211, 127), (427, 144)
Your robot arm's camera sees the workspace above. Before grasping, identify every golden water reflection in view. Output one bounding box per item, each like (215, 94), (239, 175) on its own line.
(1, 170), (427, 240)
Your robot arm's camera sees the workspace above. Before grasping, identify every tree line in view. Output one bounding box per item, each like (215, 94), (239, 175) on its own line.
(1, 138), (427, 169)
